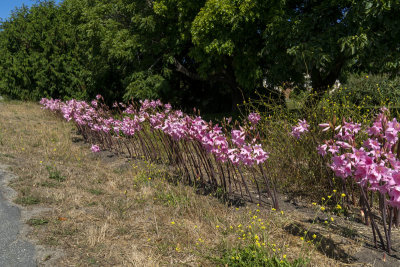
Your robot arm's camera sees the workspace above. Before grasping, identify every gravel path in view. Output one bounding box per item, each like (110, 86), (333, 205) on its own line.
(0, 165), (36, 267)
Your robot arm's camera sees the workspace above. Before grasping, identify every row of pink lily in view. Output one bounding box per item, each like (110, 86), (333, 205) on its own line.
(291, 108), (400, 252)
(40, 96), (269, 167)
(292, 108), (400, 208)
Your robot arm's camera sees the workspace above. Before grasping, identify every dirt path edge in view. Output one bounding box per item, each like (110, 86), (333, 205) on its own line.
(0, 163), (63, 266)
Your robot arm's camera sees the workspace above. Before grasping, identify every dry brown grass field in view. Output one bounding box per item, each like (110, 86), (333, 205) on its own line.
(0, 101), (384, 266)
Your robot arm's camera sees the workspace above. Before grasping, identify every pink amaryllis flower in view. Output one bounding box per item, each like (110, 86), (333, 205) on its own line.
(291, 119), (309, 139)
(316, 108), (400, 208)
(319, 123), (331, 132)
(252, 144), (269, 164)
(231, 129), (245, 147)
(248, 112), (261, 125)
(317, 144), (328, 156)
(91, 145), (100, 153)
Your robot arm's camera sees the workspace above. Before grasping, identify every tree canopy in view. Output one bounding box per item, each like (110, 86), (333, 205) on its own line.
(0, 0), (399, 111)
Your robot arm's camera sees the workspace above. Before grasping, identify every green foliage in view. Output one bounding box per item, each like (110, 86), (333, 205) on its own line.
(46, 165), (66, 182)
(27, 218), (49, 226)
(16, 196), (40, 205)
(215, 244), (308, 267)
(155, 190), (189, 207)
(0, 1), (88, 100)
(331, 73), (400, 108)
(88, 188), (104, 196)
(40, 181), (59, 188)
(191, 0), (284, 93)
(123, 72), (170, 101)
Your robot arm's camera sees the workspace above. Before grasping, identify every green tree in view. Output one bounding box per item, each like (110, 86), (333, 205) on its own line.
(0, 1), (87, 100)
(264, 0), (400, 96)
(190, 0), (285, 108)
(1, 0), (400, 110)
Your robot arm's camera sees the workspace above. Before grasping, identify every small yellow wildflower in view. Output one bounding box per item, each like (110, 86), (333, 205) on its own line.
(341, 193), (346, 197)
(312, 202), (317, 206)
(333, 189), (337, 193)
(331, 217), (334, 222)
(171, 221), (175, 225)
(320, 207), (325, 211)
(312, 234), (317, 239)
(336, 204), (342, 209)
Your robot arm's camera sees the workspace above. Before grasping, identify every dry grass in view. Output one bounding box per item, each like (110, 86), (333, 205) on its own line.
(0, 101), (339, 266)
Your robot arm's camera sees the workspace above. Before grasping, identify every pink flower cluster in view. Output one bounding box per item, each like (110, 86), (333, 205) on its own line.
(318, 109), (400, 208)
(91, 144), (100, 153)
(248, 112), (261, 125)
(291, 119), (310, 139)
(40, 97), (269, 166)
